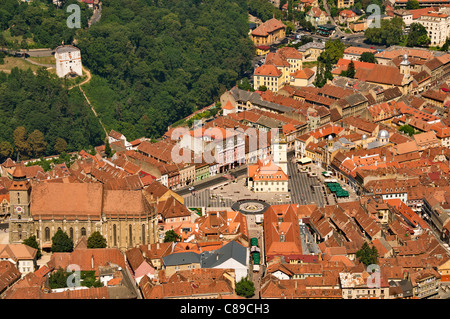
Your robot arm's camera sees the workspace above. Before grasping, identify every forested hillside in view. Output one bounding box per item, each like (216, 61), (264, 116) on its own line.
(78, 0), (255, 140)
(0, 0), (92, 49)
(0, 68), (104, 161)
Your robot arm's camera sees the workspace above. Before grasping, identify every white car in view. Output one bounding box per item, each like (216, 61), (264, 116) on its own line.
(188, 186), (195, 191)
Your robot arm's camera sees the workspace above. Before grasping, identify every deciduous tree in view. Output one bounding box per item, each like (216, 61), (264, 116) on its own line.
(23, 235), (42, 259)
(356, 242), (378, 267)
(235, 277), (255, 298)
(87, 231), (107, 249)
(13, 126), (31, 159)
(51, 229), (74, 253)
(28, 129), (47, 158)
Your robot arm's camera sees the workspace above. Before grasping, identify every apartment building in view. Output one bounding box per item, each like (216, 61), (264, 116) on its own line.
(337, 0), (354, 8)
(254, 64), (284, 92)
(417, 11), (450, 46)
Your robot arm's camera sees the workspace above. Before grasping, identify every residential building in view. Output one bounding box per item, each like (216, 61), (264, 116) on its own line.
(417, 11), (450, 46)
(297, 41), (325, 61)
(0, 244), (37, 276)
(200, 241), (249, 282)
(290, 68), (315, 87)
(251, 18), (286, 46)
(343, 47), (377, 61)
(339, 10), (359, 25)
(394, 9), (413, 27)
(0, 261), (21, 296)
(410, 268), (441, 298)
(339, 270), (390, 299)
(413, 131), (440, 151)
(253, 64), (284, 92)
(337, 0), (354, 8)
(139, 268), (235, 299)
(306, 7), (328, 27)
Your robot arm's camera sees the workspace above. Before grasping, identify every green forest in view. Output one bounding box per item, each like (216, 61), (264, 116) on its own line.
(78, 0), (255, 140)
(0, 0), (92, 49)
(0, 0), (256, 159)
(0, 68), (104, 160)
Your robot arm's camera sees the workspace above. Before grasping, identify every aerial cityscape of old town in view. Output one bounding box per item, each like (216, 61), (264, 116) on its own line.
(0, 0), (449, 305)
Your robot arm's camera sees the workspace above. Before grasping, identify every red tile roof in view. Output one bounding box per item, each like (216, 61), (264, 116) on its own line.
(254, 64), (283, 77)
(251, 18), (286, 37)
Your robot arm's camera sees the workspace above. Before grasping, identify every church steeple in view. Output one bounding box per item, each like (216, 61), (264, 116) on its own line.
(400, 54), (411, 78)
(11, 163), (29, 191)
(271, 125), (288, 175)
(9, 163), (32, 244)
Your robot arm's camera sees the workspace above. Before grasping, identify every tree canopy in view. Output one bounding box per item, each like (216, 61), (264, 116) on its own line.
(359, 52), (377, 63)
(51, 229), (74, 253)
(407, 23), (430, 47)
(77, 0), (255, 140)
(0, 0), (92, 49)
(87, 231), (107, 249)
(23, 235), (42, 259)
(356, 242), (378, 267)
(364, 17), (404, 46)
(235, 277), (255, 298)
(406, 0), (420, 9)
(0, 68), (104, 161)
(398, 124), (416, 136)
(163, 229), (181, 243)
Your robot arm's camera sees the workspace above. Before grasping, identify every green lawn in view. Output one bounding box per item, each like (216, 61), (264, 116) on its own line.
(0, 56), (41, 73)
(303, 61), (318, 68)
(27, 56), (56, 65)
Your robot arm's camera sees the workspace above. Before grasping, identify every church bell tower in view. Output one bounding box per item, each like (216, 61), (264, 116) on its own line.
(9, 164), (32, 244)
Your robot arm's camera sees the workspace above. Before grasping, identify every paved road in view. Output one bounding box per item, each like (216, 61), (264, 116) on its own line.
(24, 58), (54, 68)
(247, 213), (264, 299)
(322, 0), (343, 37)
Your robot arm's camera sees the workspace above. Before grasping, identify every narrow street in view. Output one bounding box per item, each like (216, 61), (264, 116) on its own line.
(246, 214), (264, 299)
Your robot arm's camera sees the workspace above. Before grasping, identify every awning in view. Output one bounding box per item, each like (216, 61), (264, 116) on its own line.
(297, 157), (312, 164)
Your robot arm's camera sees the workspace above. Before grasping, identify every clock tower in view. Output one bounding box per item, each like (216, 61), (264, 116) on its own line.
(9, 163), (32, 244)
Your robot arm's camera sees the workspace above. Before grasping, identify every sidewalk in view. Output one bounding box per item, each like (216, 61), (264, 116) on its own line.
(0, 228), (9, 244)
(37, 252), (52, 268)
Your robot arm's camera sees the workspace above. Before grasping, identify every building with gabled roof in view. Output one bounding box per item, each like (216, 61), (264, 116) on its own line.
(0, 261), (21, 296)
(0, 244), (37, 277)
(8, 160), (159, 252)
(253, 64), (284, 92)
(247, 159), (288, 193)
(263, 204), (303, 263)
(139, 268), (236, 299)
(250, 18), (286, 46)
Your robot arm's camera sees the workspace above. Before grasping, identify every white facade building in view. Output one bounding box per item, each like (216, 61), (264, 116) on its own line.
(55, 45), (83, 78)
